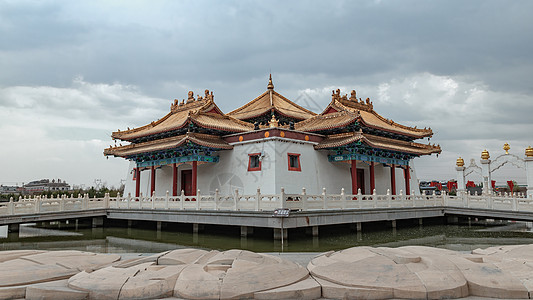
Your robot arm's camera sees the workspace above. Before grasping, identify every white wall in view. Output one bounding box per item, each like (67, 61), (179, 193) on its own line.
(314, 151), (352, 194)
(409, 159), (421, 195)
(199, 138), (353, 195)
(197, 141), (277, 195)
(374, 164), (391, 194)
(123, 161), (137, 197)
(122, 140), (425, 197)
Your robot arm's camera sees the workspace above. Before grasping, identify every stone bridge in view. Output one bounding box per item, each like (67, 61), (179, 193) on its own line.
(1, 189), (532, 239)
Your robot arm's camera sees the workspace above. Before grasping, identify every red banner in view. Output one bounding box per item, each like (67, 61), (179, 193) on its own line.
(507, 181), (514, 192)
(447, 181), (457, 191)
(466, 181), (476, 188)
(430, 181), (442, 191)
(491, 180), (496, 189)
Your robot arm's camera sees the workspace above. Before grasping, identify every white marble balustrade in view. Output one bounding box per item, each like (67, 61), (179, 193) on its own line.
(0, 188), (530, 216)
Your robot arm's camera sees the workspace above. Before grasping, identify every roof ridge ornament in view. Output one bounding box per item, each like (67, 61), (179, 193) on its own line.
(204, 89), (214, 101)
(269, 114), (279, 128)
(267, 74), (274, 90)
(333, 88), (374, 111)
(187, 91), (195, 103)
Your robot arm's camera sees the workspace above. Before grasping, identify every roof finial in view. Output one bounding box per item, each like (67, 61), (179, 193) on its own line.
(267, 73), (274, 90)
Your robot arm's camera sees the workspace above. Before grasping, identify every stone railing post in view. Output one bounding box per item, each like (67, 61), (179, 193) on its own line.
(35, 196), (41, 213)
(151, 191), (155, 209)
(399, 190), (404, 207)
(104, 193), (110, 209)
(443, 190), (448, 206)
(128, 192), (133, 209)
(59, 194), (65, 211)
(215, 189), (220, 211)
(386, 189), (391, 208)
(302, 188), (308, 211)
(486, 192), (493, 209)
(341, 188), (346, 209)
(83, 193), (89, 210)
(255, 188), (261, 211)
(234, 189), (239, 211)
(280, 188), (286, 209)
(322, 188), (327, 210)
(180, 190), (185, 210)
(126, 193), (131, 209)
(512, 196), (518, 211)
(8, 198), (14, 215)
(196, 189), (201, 210)
(165, 191), (169, 210)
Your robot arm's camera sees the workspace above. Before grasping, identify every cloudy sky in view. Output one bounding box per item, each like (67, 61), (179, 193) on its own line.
(1, 0), (532, 189)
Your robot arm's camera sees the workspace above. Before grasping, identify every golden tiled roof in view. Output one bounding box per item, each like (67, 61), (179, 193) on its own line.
(294, 110), (359, 132)
(227, 78), (316, 121)
(353, 107), (432, 139)
(104, 132), (233, 158)
(295, 89), (433, 138)
(111, 91), (253, 141)
(315, 131), (441, 156)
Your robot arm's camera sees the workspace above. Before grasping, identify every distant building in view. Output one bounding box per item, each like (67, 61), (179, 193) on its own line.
(24, 179), (70, 194)
(0, 185), (19, 195)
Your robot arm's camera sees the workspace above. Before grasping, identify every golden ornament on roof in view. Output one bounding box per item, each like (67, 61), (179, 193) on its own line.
(526, 146), (533, 157)
(269, 115), (279, 128)
(503, 143), (510, 154)
(456, 157), (464, 167)
(481, 149), (490, 160)
(267, 74), (274, 90)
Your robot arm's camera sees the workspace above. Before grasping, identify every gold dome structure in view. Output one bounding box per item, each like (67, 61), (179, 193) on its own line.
(456, 157), (464, 167)
(481, 149), (490, 160)
(526, 146), (533, 158)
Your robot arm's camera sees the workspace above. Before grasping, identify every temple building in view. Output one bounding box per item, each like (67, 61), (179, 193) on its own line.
(104, 75), (441, 197)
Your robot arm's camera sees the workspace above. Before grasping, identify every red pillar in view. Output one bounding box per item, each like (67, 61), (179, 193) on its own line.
(404, 166), (410, 195)
(370, 162), (375, 193)
(135, 167), (141, 197)
(172, 163), (178, 196)
(150, 166), (156, 196)
(390, 164), (396, 195)
(351, 160), (358, 194)
(192, 161), (198, 196)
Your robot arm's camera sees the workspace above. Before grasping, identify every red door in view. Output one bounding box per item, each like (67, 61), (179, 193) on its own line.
(181, 170), (193, 196)
(357, 169), (365, 194)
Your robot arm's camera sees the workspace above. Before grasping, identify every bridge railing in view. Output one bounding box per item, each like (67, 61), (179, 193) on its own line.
(0, 194), (106, 216)
(0, 189), (530, 217)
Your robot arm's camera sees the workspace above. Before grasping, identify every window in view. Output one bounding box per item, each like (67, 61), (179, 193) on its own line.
(287, 153), (301, 171)
(248, 153), (261, 171)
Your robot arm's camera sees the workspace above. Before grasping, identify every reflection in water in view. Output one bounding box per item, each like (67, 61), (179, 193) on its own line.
(2, 222), (533, 253)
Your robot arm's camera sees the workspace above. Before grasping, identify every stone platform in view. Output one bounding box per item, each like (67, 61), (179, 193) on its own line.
(3, 245), (533, 299)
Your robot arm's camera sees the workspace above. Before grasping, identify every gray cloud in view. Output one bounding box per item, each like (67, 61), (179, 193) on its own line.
(0, 0), (532, 186)
(2, 1), (532, 94)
